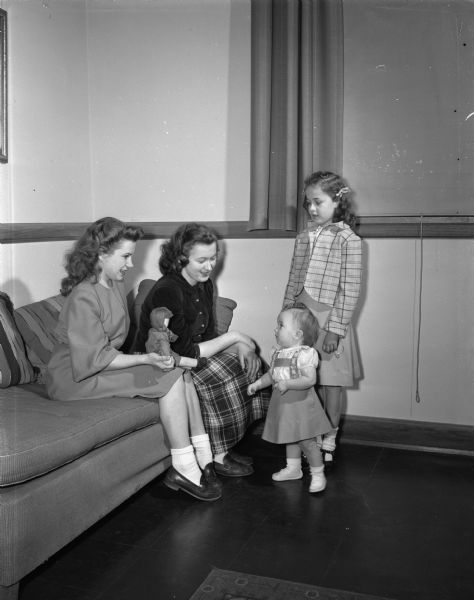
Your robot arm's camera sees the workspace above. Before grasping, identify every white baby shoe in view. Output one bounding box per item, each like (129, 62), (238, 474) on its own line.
(272, 466), (303, 481)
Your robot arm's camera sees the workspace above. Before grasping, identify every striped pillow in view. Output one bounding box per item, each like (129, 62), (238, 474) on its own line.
(0, 292), (36, 387)
(13, 294), (65, 378)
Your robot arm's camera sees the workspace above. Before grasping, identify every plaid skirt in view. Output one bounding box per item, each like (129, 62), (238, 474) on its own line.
(191, 352), (270, 454)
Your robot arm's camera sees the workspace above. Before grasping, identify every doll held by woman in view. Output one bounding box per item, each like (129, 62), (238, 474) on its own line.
(248, 304), (332, 493)
(146, 306), (205, 370)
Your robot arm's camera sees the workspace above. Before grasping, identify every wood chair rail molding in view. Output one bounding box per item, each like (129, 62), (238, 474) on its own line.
(1, 216), (474, 244)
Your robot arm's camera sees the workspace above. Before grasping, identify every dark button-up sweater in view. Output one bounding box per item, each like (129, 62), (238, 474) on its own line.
(135, 273), (217, 358)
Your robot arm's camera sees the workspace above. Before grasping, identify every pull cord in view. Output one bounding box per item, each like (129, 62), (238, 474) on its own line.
(415, 215), (423, 404)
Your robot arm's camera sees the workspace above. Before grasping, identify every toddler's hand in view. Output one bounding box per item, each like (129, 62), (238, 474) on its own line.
(247, 383), (257, 396)
(275, 380), (288, 394)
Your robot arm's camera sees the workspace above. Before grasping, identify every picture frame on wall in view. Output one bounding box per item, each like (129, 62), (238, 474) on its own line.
(0, 8), (7, 163)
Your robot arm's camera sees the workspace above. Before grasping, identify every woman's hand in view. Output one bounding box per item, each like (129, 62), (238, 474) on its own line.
(146, 353), (176, 371)
(238, 345), (261, 381)
(232, 331), (256, 352)
(199, 330), (255, 359)
(322, 331), (340, 354)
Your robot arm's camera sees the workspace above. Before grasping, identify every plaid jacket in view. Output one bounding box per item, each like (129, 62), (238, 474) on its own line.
(283, 222), (362, 337)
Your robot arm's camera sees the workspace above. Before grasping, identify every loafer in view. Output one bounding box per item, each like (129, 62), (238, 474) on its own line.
(228, 449), (253, 466)
(214, 454), (254, 477)
(202, 463), (223, 494)
(164, 467), (222, 502)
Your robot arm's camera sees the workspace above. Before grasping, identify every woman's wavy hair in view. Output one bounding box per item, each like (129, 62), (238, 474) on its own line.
(159, 222), (219, 275)
(286, 303), (319, 347)
(60, 217), (144, 296)
(303, 170), (358, 229)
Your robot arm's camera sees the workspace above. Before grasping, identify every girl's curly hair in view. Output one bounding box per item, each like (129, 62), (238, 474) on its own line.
(60, 217), (144, 296)
(159, 222), (218, 275)
(303, 171), (358, 229)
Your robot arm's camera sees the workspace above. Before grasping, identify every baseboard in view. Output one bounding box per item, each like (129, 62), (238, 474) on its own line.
(340, 415), (474, 456)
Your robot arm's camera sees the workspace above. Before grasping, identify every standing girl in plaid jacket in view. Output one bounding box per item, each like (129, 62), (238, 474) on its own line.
(283, 171), (362, 467)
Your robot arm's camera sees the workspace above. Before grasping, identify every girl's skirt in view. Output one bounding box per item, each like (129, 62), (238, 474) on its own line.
(191, 352), (270, 454)
(296, 289), (361, 387)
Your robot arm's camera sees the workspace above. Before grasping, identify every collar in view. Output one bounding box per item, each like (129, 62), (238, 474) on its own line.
(169, 272), (207, 295)
(306, 221), (345, 234)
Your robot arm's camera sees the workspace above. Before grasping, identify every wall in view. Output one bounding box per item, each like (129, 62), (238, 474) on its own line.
(341, 0), (474, 425)
(125, 235), (474, 427)
(0, 0), (473, 427)
(3, 0), (91, 223)
(344, 0), (474, 216)
(0, 0), (251, 298)
(85, 0), (251, 221)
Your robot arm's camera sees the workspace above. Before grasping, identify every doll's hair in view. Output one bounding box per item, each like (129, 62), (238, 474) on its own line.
(60, 217), (144, 296)
(286, 303), (319, 347)
(150, 306), (173, 328)
(303, 170), (357, 228)
(159, 222), (219, 275)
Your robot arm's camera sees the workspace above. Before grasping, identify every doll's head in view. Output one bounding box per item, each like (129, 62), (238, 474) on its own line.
(149, 306), (174, 330)
(302, 171), (357, 228)
(275, 303), (319, 348)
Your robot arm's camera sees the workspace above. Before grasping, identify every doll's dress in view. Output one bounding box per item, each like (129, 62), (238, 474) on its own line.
(262, 345), (332, 444)
(145, 327), (175, 355)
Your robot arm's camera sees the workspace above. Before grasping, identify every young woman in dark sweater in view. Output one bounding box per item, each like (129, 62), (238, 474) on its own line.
(135, 223), (270, 477)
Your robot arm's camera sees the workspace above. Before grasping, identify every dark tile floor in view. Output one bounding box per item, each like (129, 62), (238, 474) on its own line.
(19, 430), (474, 600)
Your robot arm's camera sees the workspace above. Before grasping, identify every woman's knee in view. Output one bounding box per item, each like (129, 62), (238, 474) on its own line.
(183, 370), (193, 383)
(165, 374), (186, 399)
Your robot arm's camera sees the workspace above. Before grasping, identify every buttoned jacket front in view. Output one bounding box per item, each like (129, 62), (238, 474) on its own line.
(283, 222), (362, 337)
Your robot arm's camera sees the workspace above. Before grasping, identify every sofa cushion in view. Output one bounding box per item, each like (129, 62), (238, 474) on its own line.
(13, 294), (66, 382)
(0, 384), (162, 486)
(0, 293), (36, 388)
(215, 295), (238, 336)
(133, 278), (237, 336)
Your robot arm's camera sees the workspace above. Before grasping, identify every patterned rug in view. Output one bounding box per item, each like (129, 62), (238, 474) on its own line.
(188, 569), (394, 600)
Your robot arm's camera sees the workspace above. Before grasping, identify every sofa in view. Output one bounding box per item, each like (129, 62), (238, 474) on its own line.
(0, 280), (236, 600)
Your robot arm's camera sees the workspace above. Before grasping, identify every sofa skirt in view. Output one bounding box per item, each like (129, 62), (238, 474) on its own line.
(0, 422), (170, 587)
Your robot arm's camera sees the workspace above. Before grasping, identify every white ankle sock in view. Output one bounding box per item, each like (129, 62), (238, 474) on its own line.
(214, 451), (226, 465)
(190, 434), (213, 469)
(287, 458), (302, 470)
(309, 465), (326, 492)
(171, 445), (202, 486)
(322, 427), (339, 452)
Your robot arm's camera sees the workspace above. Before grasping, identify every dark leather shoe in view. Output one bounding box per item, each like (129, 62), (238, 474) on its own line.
(228, 449), (253, 465)
(214, 454), (254, 477)
(164, 467), (221, 501)
(323, 450), (335, 471)
(202, 463), (223, 494)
